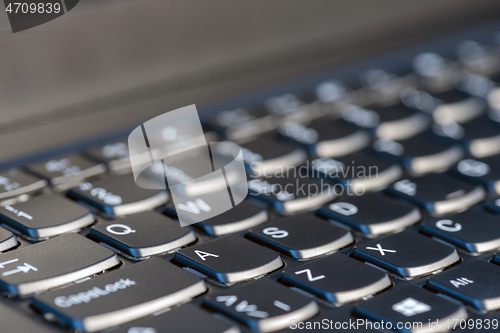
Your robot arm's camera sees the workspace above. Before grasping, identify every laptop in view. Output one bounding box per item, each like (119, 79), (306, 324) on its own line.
(1, 0), (500, 332)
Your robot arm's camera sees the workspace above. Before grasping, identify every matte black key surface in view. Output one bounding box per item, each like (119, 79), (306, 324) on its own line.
(0, 227), (17, 252)
(427, 260), (500, 311)
(434, 115), (500, 158)
(0, 169), (47, 201)
(32, 258), (207, 333)
(265, 93), (319, 123)
(0, 194), (94, 239)
(247, 214), (353, 259)
(108, 303), (239, 333)
(430, 88), (485, 124)
(89, 211), (196, 258)
(237, 136), (307, 176)
(209, 107), (277, 143)
(174, 235), (283, 284)
(355, 285), (467, 333)
(0, 301), (58, 333)
(185, 200), (268, 236)
(388, 174), (485, 216)
(368, 103), (431, 140)
(26, 154), (106, 185)
(352, 230), (459, 277)
(68, 175), (168, 216)
(281, 253), (391, 303)
(312, 152), (402, 193)
(279, 120), (370, 158)
(85, 141), (133, 174)
(247, 176), (337, 214)
(0, 233), (119, 296)
(206, 278), (318, 332)
(421, 208), (500, 253)
(373, 134), (463, 176)
(453, 156), (500, 195)
(318, 193), (421, 236)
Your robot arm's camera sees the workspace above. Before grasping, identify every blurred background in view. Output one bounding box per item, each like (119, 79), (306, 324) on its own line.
(1, 0), (500, 162)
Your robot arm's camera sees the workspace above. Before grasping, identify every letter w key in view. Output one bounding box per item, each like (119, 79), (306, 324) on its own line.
(294, 269), (325, 282)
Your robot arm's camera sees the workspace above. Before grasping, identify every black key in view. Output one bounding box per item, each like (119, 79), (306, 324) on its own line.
(0, 301), (58, 333)
(108, 304), (238, 333)
(209, 107), (277, 143)
(388, 174), (485, 216)
(68, 175), (168, 216)
(174, 235), (282, 284)
(429, 88), (486, 124)
(318, 193), (421, 236)
(352, 230), (459, 277)
(434, 115), (500, 158)
(421, 208), (500, 253)
(355, 285), (467, 332)
(0, 227), (17, 252)
(177, 200), (268, 236)
(339, 104), (381, 130)
(247, 214), (353, 259)
(216, 137), (307, 176)
(279, 120), (370, 158)
(206, 278), (318, 332)
(265, 93), (320, 123)
(26, 154), (106, 185)
(427, 260), (500, 311)
(365, 103), (431, 141)
(0, 233), (119, 296)
(281, 253), (391, 304)
(312, 152), (402, 194)
(0, 194), (94, 239)
(89, 211), (196, 258)
(452, 156), (500, 195)
(373, 134), (463, 176)
(85, 141), (135, 175)
(403, 87), (484, 123)
(247, 176), (337, 214)
(0, 169), (47, 202)
(32, 258), (207, 332)
(360, 69), (409, 105)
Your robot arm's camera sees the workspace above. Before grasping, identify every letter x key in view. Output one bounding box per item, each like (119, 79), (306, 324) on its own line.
(365, 243), (396, 256)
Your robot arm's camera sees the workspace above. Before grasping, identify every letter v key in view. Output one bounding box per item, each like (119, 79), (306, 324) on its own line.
(295, 269), (325, 282)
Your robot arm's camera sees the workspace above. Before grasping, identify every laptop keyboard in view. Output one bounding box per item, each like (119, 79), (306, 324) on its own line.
(1, 30), (500, 333)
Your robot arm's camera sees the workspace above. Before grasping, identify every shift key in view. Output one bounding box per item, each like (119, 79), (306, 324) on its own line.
(32, 258), (207, 332)
(0, 233), (119, 297)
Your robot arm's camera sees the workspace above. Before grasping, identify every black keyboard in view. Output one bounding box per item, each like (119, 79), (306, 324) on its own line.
(1, 25), (500, 333)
